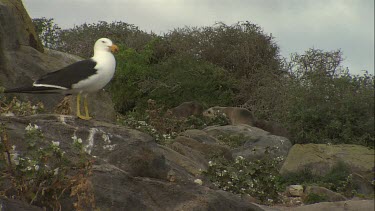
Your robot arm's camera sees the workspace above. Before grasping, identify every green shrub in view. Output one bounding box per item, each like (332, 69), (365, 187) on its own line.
(281, 49), (374, 147)
(32, 17), (61, 49)
(111, 39), (236, 113)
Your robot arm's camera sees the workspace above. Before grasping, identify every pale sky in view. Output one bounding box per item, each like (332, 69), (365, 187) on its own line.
(23, 0), (374, 75)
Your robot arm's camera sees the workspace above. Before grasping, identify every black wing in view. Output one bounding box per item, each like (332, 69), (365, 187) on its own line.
(35, 59), (98, 89)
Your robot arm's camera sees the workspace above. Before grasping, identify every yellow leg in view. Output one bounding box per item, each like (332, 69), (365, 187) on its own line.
(76, 93), (82, 117)
(76, 93), (91, 120)
(83, 95), (92, 120)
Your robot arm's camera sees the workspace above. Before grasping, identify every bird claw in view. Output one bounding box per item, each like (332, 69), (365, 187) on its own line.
(77, 115), (92, 120)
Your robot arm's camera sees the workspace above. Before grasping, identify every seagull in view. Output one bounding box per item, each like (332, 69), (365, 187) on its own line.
(4, 38), (119, 120)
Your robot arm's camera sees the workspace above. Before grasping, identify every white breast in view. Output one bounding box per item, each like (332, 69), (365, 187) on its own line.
(72, 52), (116, 93)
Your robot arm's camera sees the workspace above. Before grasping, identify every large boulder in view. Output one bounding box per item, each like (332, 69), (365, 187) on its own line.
(280, 144), (374, 195)
(0, 0), (116, 121)
(0, 114), (265, 210)
(203, 124), (292, 162)
(280, 144), (374, 177)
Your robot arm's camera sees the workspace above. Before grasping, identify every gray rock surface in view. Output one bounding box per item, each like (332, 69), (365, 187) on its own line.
(204, 124), (292, 162)
(0, 114), (264, 210)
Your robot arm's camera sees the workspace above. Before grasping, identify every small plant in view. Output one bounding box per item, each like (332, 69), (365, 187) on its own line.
(203, 147), (284, 204)
(0, 96), (44, 116)
(119, 99), (230, 145)
(0, 123), (94, 210)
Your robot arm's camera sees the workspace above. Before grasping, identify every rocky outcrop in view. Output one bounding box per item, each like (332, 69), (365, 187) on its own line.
(0, 114), (265, 210)
(0, 0), (116, 121)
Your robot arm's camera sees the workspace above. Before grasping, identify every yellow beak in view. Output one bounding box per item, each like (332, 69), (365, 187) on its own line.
(110, 44), (119, 53)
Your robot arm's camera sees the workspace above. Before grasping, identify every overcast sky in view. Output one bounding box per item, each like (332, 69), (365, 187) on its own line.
(23, 0), (374, 75)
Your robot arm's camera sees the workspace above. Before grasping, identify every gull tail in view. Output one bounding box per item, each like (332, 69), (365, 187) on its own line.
(4, 86), (63, 94)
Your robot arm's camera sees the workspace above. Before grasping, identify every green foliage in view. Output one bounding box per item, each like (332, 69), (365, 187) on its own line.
(32, 17), (61, 49)
(279, 49), (374, 147)
(111, 39), (235, 113)
(156, 22), (284, 106)
(203, 148), (284, 204)
(59, 21), (152, 58)
(0, 124), (94, 210)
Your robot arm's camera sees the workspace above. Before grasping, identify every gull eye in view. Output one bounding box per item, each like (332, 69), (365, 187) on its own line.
(101, 40), (105, 43)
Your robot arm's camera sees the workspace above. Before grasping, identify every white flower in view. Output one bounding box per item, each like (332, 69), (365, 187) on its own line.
(25, 123), (32, 131)
(53, 168), (59, 175)
(12, 145), (16, 151)
(27, 166), (32, 171)
(11, 152), (19, 165)
(35, 165), (39, 171)
(25, 123), (40, 131)
(208, 161), (214, 166)
(194, 179), (203, 185)
(51, 141), (60, 147)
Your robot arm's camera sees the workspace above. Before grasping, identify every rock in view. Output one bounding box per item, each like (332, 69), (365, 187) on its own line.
(0, 0), (43, 52)
(0, 114), (265, 210)
(304, 186), (347, 202)
(204, 124), (292, 162)
(0, 1), (116, 122)
(180, 129), (219, 144)
(288, 185), (304, 197)
(170, 101), (204, 118)
(171, 135), (232, 167)
(282, 199), (374, 211)
(203, 106), (256, 126)
(352, 172), (374, 195)
(280, 144), (374, 184)
(0, 197), (43, 211)
(254, 119), (290, 138)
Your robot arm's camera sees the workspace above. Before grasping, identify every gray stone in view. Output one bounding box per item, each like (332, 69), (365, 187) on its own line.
(288, 185), (304, 197)
(304, 186), (347, 202)
(0, 114), (265, 210)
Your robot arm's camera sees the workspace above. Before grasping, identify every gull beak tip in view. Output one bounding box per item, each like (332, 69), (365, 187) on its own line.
(110, 44), (119, 53)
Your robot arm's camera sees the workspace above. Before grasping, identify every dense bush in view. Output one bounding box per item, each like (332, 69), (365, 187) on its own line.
(280, 49), (374, 147)
(32, 17), (61, 49)
(111, 39), (236, 112)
